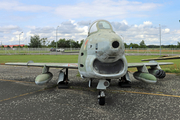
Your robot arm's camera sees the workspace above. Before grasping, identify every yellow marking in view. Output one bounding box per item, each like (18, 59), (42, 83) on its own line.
(84, 39), (89, 50)
(0, 89), (44, 102)
(109, 90), (180, 98)
(0, 79), (34, 84)
(0, 79), (44, 102)
(70, 86), (180, 98)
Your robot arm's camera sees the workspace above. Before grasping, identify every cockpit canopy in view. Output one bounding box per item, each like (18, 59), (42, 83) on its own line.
(88, 20), (114, 35)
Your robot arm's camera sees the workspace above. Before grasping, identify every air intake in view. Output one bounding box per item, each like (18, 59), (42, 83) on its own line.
(93, 59), (124, 74)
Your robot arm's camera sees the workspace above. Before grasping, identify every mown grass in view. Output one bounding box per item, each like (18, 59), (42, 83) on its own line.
(0, 55), (78, 63)
(125, 49), (180, 54)
(0, 50), (50, 54)
(0, 55), (179, 73)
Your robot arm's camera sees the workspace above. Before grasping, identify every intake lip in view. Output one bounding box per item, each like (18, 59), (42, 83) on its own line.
(93, 59), (124, 74)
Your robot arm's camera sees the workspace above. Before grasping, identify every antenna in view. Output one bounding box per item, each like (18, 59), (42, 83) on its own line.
(159, 24), (161, 56)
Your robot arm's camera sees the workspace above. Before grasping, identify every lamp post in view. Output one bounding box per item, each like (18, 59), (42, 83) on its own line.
(56, 26), (59, 55)
(159, 24), (161, 56)
(19, 32), (23, 53)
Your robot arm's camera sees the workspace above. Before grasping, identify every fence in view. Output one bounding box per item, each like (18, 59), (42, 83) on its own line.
(0, 48), (80, 55)
(0, 48), (179, 55)
(125, 48), (180, 56)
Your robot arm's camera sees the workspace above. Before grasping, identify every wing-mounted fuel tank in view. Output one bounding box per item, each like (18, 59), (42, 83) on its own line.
(133, 65), (157, 83)
(78, 20), (128, 79)
(133, 62), (166, 83)
(35, 65), (53, 85)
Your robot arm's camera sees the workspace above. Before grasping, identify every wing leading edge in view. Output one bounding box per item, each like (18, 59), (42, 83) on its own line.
(5, 61), (78, 69)
(5, 61), (173, 69)
(128, 62), (173, 68)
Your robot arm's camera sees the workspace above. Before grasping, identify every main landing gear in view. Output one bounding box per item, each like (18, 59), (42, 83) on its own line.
(57, 68), (69, 89)
(119, 72), (131, 88)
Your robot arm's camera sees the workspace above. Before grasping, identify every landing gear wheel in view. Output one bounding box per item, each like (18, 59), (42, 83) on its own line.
(98, 97), (105, 105)
(98, 91), (105, 105)
(58, 81), (69, 89)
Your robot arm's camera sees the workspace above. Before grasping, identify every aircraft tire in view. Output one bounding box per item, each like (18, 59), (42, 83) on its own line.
(58, 82), (69, 89)
(155, 70), (166, 79)
(99, 97), (105, 105)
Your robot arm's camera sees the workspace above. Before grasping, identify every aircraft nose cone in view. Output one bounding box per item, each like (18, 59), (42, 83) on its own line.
(112, 41), (119, 48)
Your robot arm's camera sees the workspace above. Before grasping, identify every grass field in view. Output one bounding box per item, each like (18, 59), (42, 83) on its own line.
(0, 55), (78, 63)
(0, 50), (50, 54)
(125, 49), (180, 54)
(0, 55), (179, 73)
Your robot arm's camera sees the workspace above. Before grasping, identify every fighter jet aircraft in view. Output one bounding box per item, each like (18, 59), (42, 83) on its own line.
(5, 20), (173, 105)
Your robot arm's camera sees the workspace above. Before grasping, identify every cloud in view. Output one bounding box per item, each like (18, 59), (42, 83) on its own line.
(0, 1), (52, 12)
(23, 20), (89, 43)
(77, 20), (91, 26)
(143, 21), (152, 26)
(163, 28), (170, 33)
(30, 26), (55, 34)
(111, 21), (130, 31)
(55, 0), (162, 19)
(112, 20), (176, 45)
(1, 19), (179, 46)
(0, 25), (21, 33)
(58, 21), (85, 34)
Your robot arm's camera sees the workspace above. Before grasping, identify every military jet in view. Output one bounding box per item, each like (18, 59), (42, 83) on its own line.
(5, 20), (173, 105)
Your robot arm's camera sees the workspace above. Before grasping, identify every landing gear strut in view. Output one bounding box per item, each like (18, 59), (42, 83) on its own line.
(119, 72), (131, 88)
(58, 68), (69, 89)
(96, 80), (110, 105)
(98, 91), (105, 105)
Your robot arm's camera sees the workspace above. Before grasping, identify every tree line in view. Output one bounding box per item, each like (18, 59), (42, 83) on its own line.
(2, 35), (180, 49)
(125, 40), (180, 49)
(29, 35), (84, 48)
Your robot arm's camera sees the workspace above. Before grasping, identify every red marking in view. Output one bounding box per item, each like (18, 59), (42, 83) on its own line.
(85, 40), (89, 45)
(68, 63), (78, 67)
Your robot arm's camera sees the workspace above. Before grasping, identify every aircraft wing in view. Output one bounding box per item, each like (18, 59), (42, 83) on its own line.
(5, 61), (78, 69)
(128, 62), (173, 68)
(141, 55), (180, 61)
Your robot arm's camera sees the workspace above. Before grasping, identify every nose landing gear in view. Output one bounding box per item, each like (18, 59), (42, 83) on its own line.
(96, 80), (110, 105)
(98, 91), (105, 105)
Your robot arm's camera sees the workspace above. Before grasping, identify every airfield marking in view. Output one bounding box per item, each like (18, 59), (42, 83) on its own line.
(109, 90), (180, 98)
(0, 89), (44, 102)
(0, 79), (45, 103)
(0, 79), (34, 84)
(71, 86), (180, 98)
(1, 79), (180, 103)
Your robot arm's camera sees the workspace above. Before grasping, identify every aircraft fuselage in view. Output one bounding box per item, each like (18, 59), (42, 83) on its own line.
(78, 20), (128, 79)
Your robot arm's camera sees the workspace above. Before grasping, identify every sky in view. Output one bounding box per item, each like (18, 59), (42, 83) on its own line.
(0, 0), (180, 46)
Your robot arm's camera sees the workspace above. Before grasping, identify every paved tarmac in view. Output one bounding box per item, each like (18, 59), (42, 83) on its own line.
(0, 65), (180, 120)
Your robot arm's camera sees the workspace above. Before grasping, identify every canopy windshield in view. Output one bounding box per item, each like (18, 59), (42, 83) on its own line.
(98, 21), (111, 29)
(89, 20), (112, 34)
